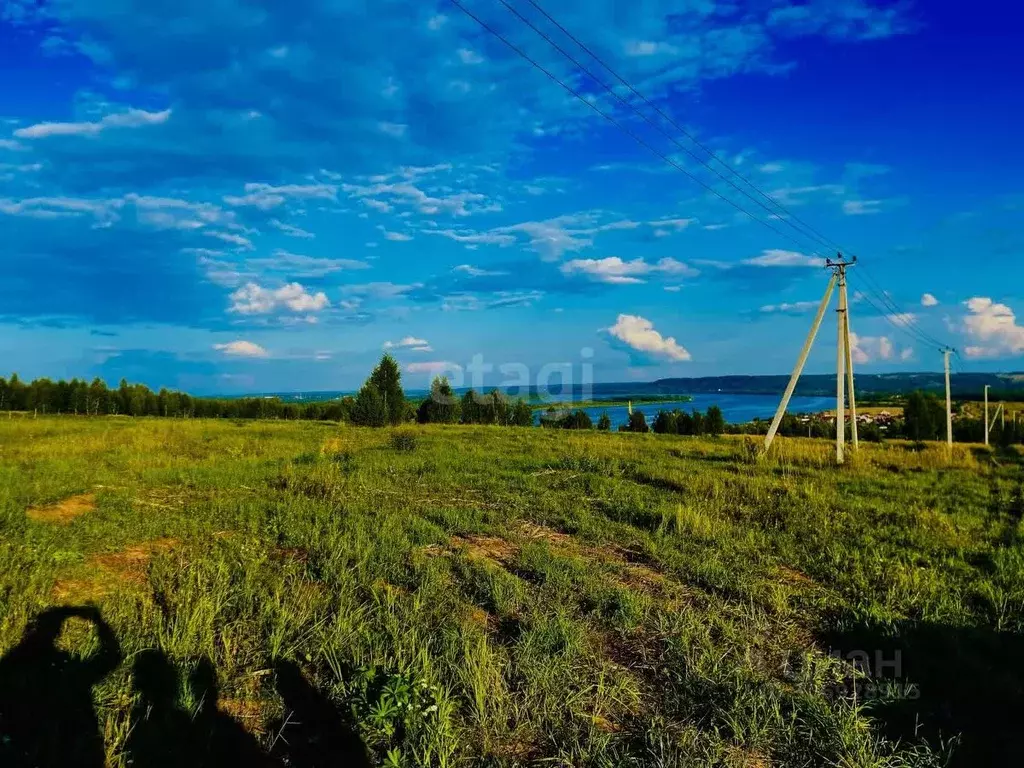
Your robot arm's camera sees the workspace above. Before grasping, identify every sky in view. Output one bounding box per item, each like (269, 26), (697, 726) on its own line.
(1, 0), (1022, 394)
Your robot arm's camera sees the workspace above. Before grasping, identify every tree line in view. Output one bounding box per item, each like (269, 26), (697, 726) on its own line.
(5, 367), (1021, 446)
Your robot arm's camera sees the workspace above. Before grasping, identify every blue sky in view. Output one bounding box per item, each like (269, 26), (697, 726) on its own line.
(1, 0), (1021, 394)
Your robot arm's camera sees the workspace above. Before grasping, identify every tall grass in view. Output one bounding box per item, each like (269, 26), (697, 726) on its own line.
(0, 418), (1019, 766)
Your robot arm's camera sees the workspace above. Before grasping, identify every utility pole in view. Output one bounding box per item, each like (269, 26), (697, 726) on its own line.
(841, 270), (858, 449)
(835, 270), (846, 464)
(984, 385), (990, 447)
(942, 347), (954, 450)
(764, 254), (857, 466)
(764, 273), (837, 452)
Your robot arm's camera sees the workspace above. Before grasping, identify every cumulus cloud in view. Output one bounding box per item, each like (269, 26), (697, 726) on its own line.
(744, 249), (826, 268)
(229, 282), (330, 315)
(921, 293), (939, 307)
(606, 314), (691, 362)
(213, 340), (269, 358)
(962, 297), (1024, 358)
(561, 256), (698, 284)
(848, 333), (911, 364)
(14, 108), (171, 139)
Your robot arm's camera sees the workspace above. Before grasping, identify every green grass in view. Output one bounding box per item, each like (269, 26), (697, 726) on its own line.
(1, 417), (1021, 766)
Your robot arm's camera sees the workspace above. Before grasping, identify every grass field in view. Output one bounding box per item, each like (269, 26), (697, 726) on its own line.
(1, 418), (1022, 767)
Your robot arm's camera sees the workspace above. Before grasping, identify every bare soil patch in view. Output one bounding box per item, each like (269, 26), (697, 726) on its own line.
(27, 493), (96, 524)
(51, 537), (180, 603)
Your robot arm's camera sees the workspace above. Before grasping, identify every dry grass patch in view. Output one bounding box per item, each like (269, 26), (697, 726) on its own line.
(26, 492), (96, 524)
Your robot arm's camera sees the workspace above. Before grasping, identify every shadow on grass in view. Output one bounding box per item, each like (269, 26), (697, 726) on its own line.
(0, 607), (370, 768)
(819, 617), (1024, 766)
(0, 606), (120, 767)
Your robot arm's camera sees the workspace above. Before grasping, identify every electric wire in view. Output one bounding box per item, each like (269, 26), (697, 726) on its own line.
(452, 0), (953, 353)
(495, 0), (837, 257)
(446, 0), (832, 256)
(509, 0), (954, 351)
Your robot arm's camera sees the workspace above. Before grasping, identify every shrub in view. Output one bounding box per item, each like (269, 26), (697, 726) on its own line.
(389, 430), (418, 452)
(597, 412), (611, 431)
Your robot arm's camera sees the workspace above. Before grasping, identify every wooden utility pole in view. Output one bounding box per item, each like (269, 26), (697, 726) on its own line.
(942, 348), (954, 450)
(984, 385), (990, 446)
(841, 271), (858, 449)
(831, 257), (857, 463)
(764, 254), (857, 466)
(764, 273), (837, 452)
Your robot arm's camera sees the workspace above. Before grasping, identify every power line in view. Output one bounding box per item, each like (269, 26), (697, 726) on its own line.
(452, 0), (953, 352)
(512, 0), (953, 352)
(494, 0), (834, 256)
(516, 0), (844, 256)
(446, 0), (830, 256)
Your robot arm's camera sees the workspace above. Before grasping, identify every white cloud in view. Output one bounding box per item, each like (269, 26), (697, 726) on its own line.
(849, 333), (908, 363)
(224, 182), (337, 210)
(606, 314), (691, 362)
(454, 264), (507, 277)
(342, 282), (423, 299)
(962, 297), (1024, 358)
(743, 249), (825, 268)
(429, 229), (516, 247)
(921, 293), (939, 307)
(647, 217), (694, 231)
(14, 108), (171, 139)
(378, 121), (408, 138)
(561, 256), (698, 285)
(207, 231), (255, 250)
(270, 219), (315, 239)
(842, 199), (885, 216)
(760, 300), (820, 314)
(441, 290), (543, 311)
(624, 40), (678, 57)
(407, 361), (462, 375)
(213, 340), (269, 358)
(249, 250), (370, 278)
(229, 282), (330, 315)
(384, 336), (430, 350)
(381, 229), (413, 242)
(457, 48), (484, 65)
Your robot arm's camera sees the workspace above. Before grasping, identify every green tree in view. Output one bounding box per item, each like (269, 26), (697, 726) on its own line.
(367, 354), (406, 425)
(904, 390), (943, 441)
(511, 399), (534, 427)
(706, 405), (725, 437)
(597, 412), (611, 431)
(352, 382), (387, 427)
(626, 410), (649, 433)
(417, 376), (460, 424)
(460, 390), (481, 424)
(562, 409), (592, 429)
(652, 410), (678, 434)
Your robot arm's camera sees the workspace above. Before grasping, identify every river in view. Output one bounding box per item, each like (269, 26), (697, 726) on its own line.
(545, 393), (835, 428)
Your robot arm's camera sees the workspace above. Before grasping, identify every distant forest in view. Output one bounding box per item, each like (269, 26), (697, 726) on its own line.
(0, 373), (348, 420)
